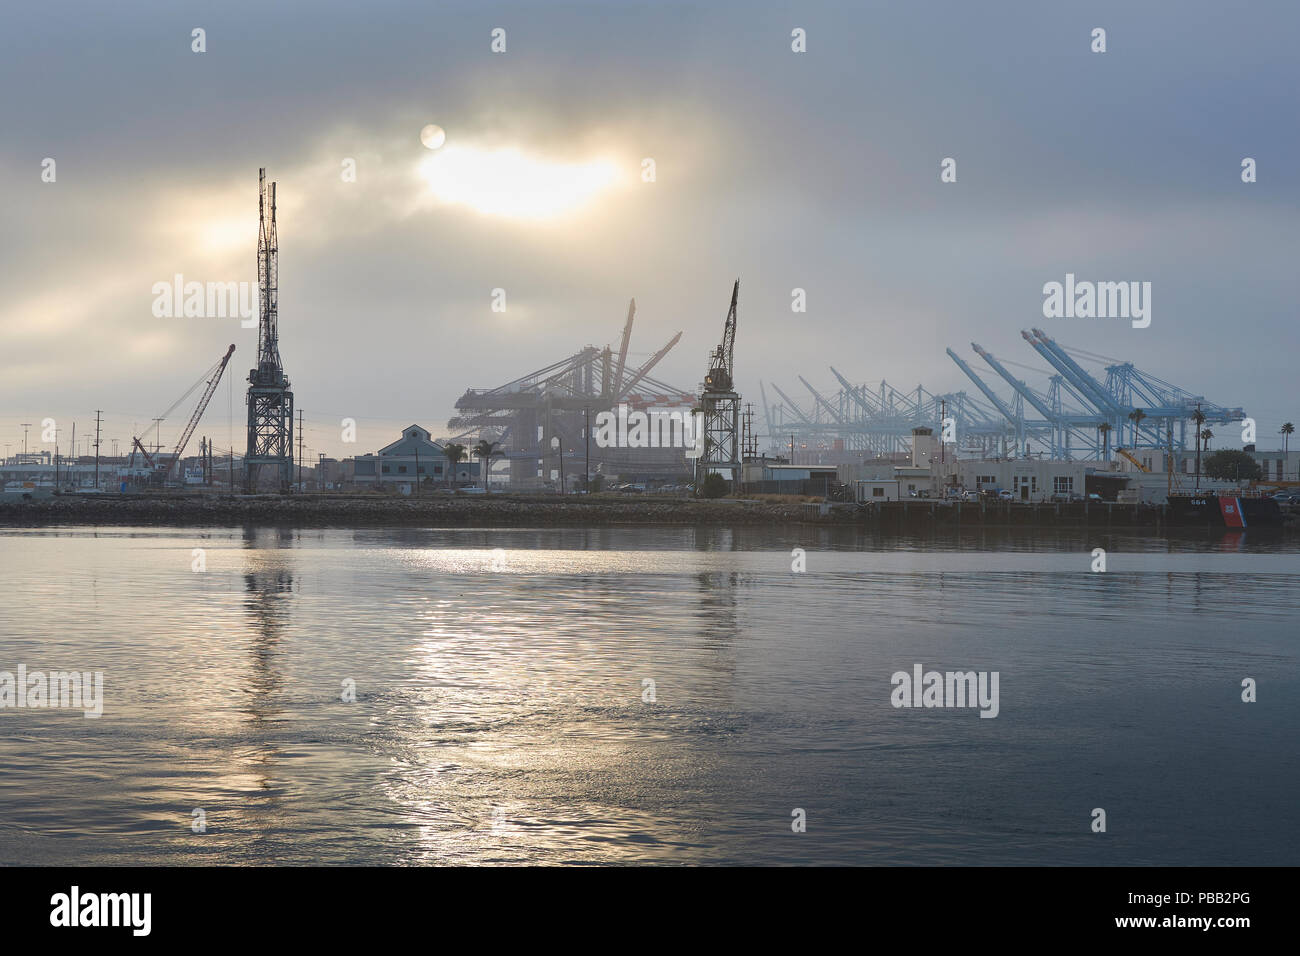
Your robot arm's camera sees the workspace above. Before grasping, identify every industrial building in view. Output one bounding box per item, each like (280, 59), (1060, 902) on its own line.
(739, 460), (839, 496)
(351, 425), (479, 490)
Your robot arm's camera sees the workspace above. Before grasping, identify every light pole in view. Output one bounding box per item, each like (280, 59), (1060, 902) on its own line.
(584, 406), (590, 493)
(553, 436), (564, 494)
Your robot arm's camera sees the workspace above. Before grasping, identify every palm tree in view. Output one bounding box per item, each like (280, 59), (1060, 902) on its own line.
(442, 442), (466, 488)
(1127, 409), (1146, 459)
(1097, 422), (1112, 461)
(1191, 407), (1207, 485)
(1281, 423), (1294, 479)
(1200, 428), (1213, 450)
(473, 440), (500, 493)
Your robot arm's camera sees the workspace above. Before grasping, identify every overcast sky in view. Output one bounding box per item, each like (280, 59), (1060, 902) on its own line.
(2, 0), (1297, 460)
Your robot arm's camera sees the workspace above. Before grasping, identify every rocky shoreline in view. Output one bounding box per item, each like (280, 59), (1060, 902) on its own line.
(4, 492), (1294, 533)
(0, 493), (828, 528)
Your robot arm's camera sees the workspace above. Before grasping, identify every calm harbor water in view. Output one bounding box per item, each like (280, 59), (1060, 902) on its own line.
(0, 524), (1295, 866)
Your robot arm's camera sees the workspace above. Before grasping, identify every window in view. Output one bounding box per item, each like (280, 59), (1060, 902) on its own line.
(872, 487), (885, 497)
(1053, 476), (1074, 493)
(1031, 476), (1037, 492)
(398, 466), (407, 474)
(381, 465), (390, 474)
(417, 467), (424, 474)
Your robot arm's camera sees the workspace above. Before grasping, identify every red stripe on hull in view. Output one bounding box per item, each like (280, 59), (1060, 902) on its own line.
(1219, 497), (1247, 528)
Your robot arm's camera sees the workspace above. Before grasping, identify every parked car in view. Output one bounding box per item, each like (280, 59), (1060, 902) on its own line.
(997, 490), (1014, 501)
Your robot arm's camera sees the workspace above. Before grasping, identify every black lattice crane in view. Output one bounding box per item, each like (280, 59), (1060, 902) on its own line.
(244, 168), (295, 492)
(704, 279), (738, 393)
(696, 279), (742, 485)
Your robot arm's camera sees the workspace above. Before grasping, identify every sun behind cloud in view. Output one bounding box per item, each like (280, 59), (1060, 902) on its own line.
(417, 145), (624, 219)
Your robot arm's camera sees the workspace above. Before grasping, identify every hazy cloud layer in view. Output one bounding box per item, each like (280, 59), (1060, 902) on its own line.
(2, 0), (1296, 458)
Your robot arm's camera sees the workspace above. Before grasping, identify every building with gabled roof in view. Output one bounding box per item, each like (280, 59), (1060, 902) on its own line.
(351, 424), (478, 490)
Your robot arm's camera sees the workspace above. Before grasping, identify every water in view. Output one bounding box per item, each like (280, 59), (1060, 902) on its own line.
(0, 524), (1295, 866)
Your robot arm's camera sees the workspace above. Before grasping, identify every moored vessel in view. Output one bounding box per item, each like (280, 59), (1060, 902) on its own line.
(1166, 493), (1282, 527)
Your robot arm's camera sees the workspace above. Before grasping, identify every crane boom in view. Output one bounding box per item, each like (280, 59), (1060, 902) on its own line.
(131, 436), (155, 469)
(170, 345), (236, 476)
(704, 279), (739, 392)
(612, 298), (635, 396)
(1114, 447), (1150, 472)
(616, 332), (682, 401)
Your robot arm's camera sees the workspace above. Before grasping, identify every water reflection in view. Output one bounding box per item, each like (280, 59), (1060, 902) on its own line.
(240, 527), (295, 728)
(218, 528), (298, 845)
(1, 524), (1296, 866)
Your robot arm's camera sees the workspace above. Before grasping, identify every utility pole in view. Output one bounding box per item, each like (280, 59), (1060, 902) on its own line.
(1167, 425), (1173, 500)
(940, 398), (947, 467)
(53, 425), (59, 488)
(790, 434), (795, 464)
(584, 406), (590, 493)
(94, 410), (102, 489)
(297, 409), (304, 493)
(557, 438), (565, 494)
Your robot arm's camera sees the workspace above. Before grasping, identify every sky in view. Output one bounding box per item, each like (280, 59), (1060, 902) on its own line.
(1, 0), (1297, 462)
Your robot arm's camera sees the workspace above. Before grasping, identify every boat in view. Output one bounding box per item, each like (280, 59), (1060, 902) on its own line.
(1166, 492), (1282, 527)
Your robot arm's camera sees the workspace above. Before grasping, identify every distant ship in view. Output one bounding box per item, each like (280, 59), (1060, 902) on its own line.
(1166, 493), (1282, 527)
